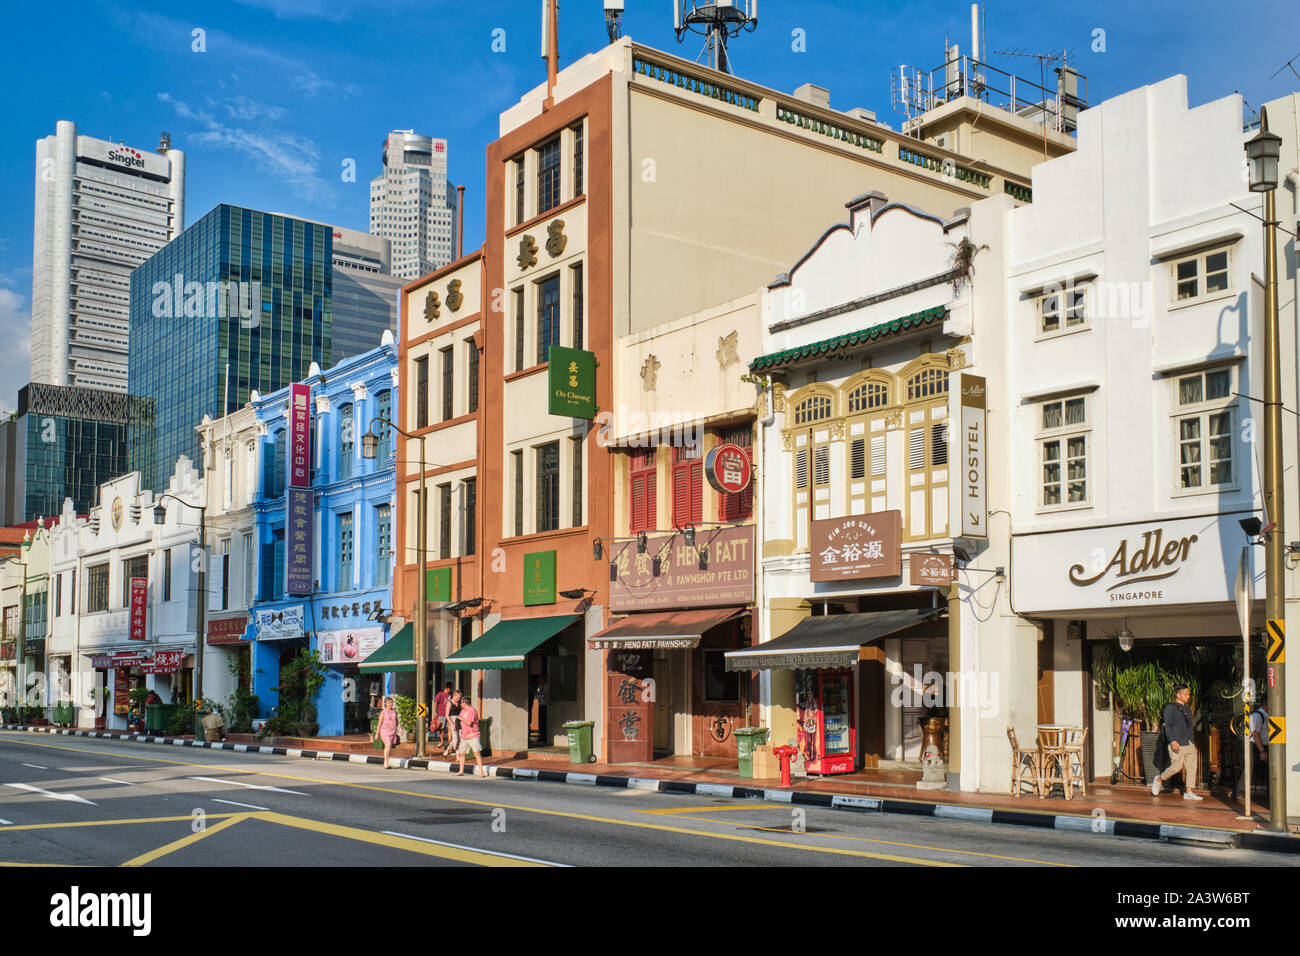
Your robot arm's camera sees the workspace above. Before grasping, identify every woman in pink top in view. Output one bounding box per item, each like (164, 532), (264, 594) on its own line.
(377, 696), (400, 769)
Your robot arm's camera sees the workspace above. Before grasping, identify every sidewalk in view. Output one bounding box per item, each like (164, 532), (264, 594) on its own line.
(226, 730), (1288, 834)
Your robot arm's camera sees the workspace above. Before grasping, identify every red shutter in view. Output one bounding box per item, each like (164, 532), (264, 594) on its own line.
(721, 445), (754, 521)
(672, 461), (690, 527)
(689, 461), (703, 525)
(630, 474), (645, 532)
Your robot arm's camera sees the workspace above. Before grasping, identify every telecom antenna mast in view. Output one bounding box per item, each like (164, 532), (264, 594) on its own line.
(604, 0), (624, 43)
(674, 1), (758, 75)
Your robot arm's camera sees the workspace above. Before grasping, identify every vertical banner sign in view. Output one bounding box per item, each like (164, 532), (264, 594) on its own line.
(959, 373), (987, 539)
(289, 383), (311, 488)
(285, 487), (314, 596)
(523, 550), (557, 606)
(128, 577), (148, 641)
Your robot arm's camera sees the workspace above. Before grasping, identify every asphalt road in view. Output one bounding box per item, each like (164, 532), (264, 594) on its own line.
(0, 730), (1292, 868)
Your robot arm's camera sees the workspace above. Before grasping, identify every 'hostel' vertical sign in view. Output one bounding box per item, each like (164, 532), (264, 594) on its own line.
(959, 373), (987, 539)
(286, 383), (314, 596)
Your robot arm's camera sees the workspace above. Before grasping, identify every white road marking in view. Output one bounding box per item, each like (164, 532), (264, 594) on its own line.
(211, 798), (270, 811)
(382, 830), (570, 867)
(20, 764), (47, 770)
(98, 777), (135, 786)
(188, 776), (307, 796)
(4, 783), (96, 806)
(0, 817), (12, 825)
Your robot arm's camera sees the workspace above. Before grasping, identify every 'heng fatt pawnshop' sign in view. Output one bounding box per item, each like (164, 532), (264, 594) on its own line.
(1010, 513), (1266, 614)
(610, 525), (754, 612)
(810, 512), (902, 582)
(959, 373), (987, 539)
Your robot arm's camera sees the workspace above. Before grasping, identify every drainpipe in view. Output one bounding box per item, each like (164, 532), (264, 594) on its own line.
(456, 185), (465, 260)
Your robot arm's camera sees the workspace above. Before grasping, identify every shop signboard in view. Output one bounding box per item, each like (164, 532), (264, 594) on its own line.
(289, 383), (311, 487)
(704, 442), (753, 495)
(319, 628), (385, 664)
(546, 346), (596, 419)
(285, 487), (313, 596)
(959, 373), (987, 538)
(141, 651), (184, 674)
(910, 552), (955, 587)
(523, 551), (557, 606)
(128, 577), (148, 641)
(610, 525), (754, 612)
(113, 668), (129, 716)
(90, 655), (112, 669)
(425, 567), (452, 603)
(256, 605), (305, 641)
(1010, 512), (1267, 614)
(207, 615), (249, 646)
(810, 512), (902, 582)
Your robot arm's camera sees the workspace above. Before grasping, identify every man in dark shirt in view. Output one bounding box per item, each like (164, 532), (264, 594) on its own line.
(1152, 684), (1202, 800)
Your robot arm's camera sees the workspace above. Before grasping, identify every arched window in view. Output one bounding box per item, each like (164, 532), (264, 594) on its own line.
(906, 366), (948, 402)
(793, 393), (833, 425)
(847, 379), (889, 413)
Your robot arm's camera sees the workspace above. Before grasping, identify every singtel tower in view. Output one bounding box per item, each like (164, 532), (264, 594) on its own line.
(31, 120), (185, 391)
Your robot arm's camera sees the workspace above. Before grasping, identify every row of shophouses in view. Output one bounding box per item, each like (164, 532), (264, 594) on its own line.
(3, 40), (1299, 808)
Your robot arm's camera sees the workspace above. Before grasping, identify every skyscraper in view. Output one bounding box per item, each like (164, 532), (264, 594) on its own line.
(369, 130), (457, 279)
(129, 204), (333, 491)
(31, 121), (185, 392)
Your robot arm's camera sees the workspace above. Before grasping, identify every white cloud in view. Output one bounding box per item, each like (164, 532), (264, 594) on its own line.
(158, 93), (329, 202)
(0, 288), (31, 416)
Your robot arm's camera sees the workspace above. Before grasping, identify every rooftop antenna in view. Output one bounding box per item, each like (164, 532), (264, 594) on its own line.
(604, 0), (624, 43)
(1270, 53), (1300, 82)
(674, 1), (758, 75)
(541, 0), (559, 108)
(157, 131), (171, 154)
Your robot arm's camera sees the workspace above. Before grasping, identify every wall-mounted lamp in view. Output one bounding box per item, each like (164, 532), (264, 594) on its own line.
(994, 566), (1006, 584)
(1117, 619), (1134, 653)
(559, 588), (595, 600)
(698, 548), (708, 571)
(593, 538), (603, 561)
(637, 531), (648, 554)
(652, 556), (662, 577)
(683, 524), (696, 548)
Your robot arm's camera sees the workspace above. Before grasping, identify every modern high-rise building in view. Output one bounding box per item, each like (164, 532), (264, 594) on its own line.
(368, 130), (457, 279)
(323, 224), (403, 360)
(31, 121), (185, 392)
(0, 382), (155, 524)
(129, 204), (333, 491)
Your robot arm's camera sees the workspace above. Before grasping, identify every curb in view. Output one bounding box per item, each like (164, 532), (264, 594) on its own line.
(4, 723), (1296, 855)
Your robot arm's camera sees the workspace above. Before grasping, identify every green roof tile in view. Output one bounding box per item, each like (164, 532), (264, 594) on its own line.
(749, 305), (949, 372)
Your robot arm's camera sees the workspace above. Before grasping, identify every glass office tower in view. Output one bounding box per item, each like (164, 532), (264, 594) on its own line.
(0, 383), (155, 523)
(129, 204), (332, 490)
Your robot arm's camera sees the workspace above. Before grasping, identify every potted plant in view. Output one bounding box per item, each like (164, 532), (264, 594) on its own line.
(127, 687), (152, 732)
(1095, 642), (1205, 783)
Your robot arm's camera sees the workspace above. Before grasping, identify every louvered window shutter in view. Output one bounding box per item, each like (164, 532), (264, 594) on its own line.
(795, 448), (809, 489)
(931, 422), (948, 467)
(849, 438), (865, 480)
(813, 446), (829, 486)
(909, 429), (926, 470)
(871, 434), (886, 476)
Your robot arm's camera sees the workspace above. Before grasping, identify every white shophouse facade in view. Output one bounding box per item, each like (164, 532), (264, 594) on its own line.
(1004, 76), (1294, 801)
(748, 190), (1022, 789)
(49, 458), (210, 730)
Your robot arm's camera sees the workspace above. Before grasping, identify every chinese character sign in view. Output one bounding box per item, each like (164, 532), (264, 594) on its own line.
(546, 346), (596, 419)
(704, 442), (753, 494)
(809, 512), (902, 581)
(606, 650), (652, 763)
(128, 577), (148, 641)
(285, 487), (314, 596)
(289, 383), (312, 488)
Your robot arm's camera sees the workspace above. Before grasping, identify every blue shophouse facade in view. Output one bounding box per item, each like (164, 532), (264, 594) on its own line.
(249, 334), (397, 736)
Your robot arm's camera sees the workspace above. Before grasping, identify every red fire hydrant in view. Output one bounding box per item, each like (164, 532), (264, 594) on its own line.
(774, 745), (798, 788)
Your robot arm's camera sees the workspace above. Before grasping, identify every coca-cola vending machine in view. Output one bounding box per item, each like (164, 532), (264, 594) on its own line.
(794, 668), (856, 774)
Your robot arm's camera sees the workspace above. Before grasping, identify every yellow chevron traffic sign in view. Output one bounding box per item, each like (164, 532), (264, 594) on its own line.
(1267, 619), (1285, 663)
(1268, 715), (1285, 744)
(417, 702), (428, 718)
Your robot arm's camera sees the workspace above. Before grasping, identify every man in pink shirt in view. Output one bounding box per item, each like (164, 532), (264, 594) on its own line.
(453, 690), (485, 777)
(433, 683), (452, 753)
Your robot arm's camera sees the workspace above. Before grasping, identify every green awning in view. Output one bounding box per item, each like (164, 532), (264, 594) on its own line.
(749, 305), (948, 372)
(444, 614), (580, 671)
(359, 624), (415, 673)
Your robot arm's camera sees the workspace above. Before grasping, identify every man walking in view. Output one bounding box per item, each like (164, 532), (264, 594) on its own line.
(453, 690), (485, 778)
(433, 682), (452, 752)
(1151, 684), (1202, 801)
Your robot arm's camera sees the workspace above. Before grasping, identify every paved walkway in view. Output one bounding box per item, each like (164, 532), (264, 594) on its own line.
(229, 732), (1289, 833)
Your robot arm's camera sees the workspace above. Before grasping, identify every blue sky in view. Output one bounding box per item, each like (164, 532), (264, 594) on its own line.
(0, 0), (1297, 414)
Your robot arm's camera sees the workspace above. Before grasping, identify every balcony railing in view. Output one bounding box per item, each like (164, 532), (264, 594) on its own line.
(633, 56), (759, 112)
(898, 145), (992, 189)
(776, 105), (884, 153)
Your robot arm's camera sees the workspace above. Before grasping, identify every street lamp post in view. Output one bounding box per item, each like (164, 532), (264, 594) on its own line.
(1245, 107), (1287, 832)
(363, 416), (428, 759)
(153, 494), (207, 707)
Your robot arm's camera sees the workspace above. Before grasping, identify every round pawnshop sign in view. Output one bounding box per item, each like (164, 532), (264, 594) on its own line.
(705, 443), (752, 494)
(111, 497), (124, 531)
